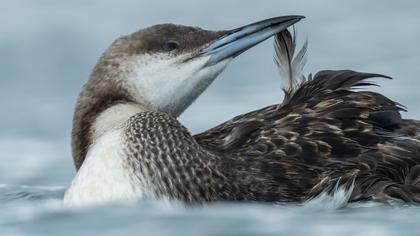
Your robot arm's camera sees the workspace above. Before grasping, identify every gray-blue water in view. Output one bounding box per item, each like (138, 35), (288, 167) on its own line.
(1, 1), (420, 235)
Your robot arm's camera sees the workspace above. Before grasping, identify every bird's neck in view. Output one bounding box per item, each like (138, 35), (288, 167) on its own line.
(71, 57), (148, 169)
(71, 97), (142, 170)
(92, 103), (147, 140)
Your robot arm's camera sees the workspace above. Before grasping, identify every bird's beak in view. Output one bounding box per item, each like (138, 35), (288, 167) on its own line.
(200, 15), (305, 67)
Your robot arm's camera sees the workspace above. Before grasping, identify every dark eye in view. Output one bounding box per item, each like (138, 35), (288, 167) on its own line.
(162, 41), (178, 52)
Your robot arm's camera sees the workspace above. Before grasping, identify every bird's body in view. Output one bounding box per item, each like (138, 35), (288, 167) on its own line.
(64, 16), (420, 207)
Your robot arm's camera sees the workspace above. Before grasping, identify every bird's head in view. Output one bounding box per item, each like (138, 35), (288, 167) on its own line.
(84, 15), (304, 117)
(72, 15), (304, 169)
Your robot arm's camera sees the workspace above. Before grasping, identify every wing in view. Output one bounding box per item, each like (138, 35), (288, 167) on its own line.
(194, 69), (420, 203)
(194, 69), (407, 156)
(194, 30), (420, 203)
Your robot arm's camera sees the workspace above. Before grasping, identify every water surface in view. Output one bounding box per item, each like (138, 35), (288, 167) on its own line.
(2, 185), (420, 236)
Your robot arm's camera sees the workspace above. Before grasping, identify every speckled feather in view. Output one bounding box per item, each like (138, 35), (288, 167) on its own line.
(118, 68), (420, 204)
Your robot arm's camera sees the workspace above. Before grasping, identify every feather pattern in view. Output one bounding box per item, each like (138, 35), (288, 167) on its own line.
(194, 70), (420, 204)
(274, 28), (308, 94)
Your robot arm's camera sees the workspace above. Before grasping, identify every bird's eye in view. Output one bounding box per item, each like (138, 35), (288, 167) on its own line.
(162, 41), (178, 52)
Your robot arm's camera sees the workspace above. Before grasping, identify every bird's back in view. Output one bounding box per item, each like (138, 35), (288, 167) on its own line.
(194, 70), (420, 203)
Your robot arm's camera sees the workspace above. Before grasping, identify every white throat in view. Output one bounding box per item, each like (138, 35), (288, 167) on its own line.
(120, 54), (231, 117)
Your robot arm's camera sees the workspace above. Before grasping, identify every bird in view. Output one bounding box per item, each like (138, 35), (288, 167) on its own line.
(63, 15), (420, 207)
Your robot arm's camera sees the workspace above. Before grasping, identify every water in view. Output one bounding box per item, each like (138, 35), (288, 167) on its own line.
(1, 0), (420, 235)
(1, 186), (420, 236)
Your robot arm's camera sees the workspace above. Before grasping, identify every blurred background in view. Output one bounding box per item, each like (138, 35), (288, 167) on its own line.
(1, 0), (419, 187)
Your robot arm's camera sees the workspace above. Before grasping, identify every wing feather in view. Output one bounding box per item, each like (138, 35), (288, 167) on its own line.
(274, 29), (308, 94)
(194, 70), (420, 203)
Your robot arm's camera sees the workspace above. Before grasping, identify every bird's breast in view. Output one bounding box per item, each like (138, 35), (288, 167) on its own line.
(64, 129), (149, 207)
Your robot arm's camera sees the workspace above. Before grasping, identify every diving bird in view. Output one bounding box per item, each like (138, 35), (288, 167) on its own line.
(64, 15), (420, 207)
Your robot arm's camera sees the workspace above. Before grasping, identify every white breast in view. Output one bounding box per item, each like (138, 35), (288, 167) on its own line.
(64, 129), (146, 207)
(64, 103), (149, 207)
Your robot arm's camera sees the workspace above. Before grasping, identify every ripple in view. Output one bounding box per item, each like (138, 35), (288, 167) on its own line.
(0, 185), (65, 202)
